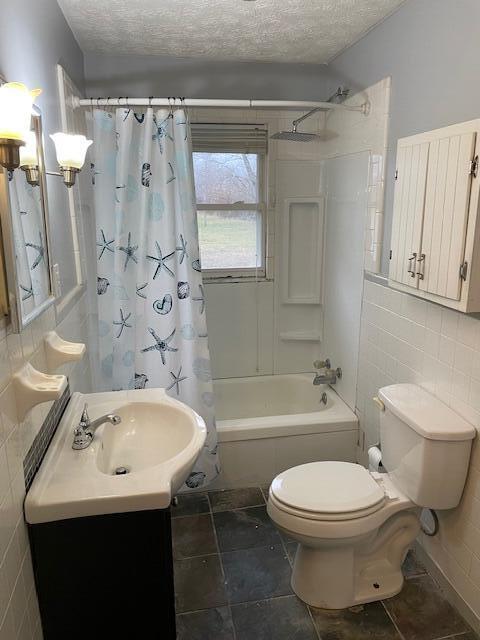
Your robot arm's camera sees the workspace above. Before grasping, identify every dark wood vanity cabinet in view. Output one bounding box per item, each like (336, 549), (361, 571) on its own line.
(28, 508), (176, 639)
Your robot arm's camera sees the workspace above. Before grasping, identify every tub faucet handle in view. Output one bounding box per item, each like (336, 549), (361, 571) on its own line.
(314, 359), (331, 370)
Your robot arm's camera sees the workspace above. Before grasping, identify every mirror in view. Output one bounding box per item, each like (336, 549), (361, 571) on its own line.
(0, 106), (54, 331)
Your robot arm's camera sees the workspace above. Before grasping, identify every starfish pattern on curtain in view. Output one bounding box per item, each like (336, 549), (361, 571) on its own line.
(92, 107), (219, 489)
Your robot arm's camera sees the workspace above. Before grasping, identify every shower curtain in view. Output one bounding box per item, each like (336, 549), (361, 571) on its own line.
(91, 106), (219, 489)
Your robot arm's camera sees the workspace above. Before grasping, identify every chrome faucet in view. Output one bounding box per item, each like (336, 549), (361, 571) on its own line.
(72, 403), (122, 450)
(313, 359), (342, 386)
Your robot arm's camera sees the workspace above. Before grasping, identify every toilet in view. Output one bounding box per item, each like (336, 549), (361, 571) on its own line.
(267, 383), (476, 609)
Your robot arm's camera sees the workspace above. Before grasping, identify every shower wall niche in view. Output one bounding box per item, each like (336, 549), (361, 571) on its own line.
(282, 197), (324, 305)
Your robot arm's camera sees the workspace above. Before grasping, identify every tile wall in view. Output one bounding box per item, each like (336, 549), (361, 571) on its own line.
(0, 292), (91, 639)
(358, 278), (480, 624)
(319, 77), (391, 273)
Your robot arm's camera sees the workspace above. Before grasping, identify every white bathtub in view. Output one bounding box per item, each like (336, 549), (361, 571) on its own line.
(211, 374), (358, 489)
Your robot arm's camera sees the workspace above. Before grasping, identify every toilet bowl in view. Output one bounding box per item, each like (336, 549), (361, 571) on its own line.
(267, 461), (420, 609)
(267, 384), (476, 610)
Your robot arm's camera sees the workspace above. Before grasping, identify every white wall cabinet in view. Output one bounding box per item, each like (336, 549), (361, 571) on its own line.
(389, 119), (480, 312)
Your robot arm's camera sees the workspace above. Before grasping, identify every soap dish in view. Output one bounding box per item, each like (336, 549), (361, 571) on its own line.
(13, 363), (67, 421)
(44, 331), (86, 371)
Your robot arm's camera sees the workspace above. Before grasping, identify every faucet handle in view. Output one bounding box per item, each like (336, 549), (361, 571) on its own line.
(79, 403), (90, 428)
(314, 358), (331, 370)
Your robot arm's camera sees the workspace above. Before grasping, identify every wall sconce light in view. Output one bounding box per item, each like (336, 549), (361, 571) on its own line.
(19, 130), (39, 186)
(0, 82), (41, 170)
(49, 133), (92, 188)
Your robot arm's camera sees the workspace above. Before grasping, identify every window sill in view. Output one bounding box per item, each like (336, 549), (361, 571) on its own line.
(203, 275), (273, 284)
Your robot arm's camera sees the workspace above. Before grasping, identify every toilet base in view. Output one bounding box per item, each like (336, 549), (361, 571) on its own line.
(289, 511), (420, 609)
(291, 546), (404, 608)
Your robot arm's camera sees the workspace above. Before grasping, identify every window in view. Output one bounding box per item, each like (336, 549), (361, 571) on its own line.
(192, 125), (267, 278)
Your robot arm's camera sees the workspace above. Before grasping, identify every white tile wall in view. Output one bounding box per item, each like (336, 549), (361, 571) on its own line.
(359, 278), (480, 621)
(0, 292), (91, 639)
(319, 78), (391, 273)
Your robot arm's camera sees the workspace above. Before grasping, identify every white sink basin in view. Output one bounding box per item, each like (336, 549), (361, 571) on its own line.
(25, 389), (207, 524)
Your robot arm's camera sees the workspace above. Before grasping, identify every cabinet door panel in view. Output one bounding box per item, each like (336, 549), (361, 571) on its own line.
(420, 132), (476, 300)
(389, 142), (429, 287)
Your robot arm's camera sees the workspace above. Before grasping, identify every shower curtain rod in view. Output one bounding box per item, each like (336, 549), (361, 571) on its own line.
(76, 97), (368, 113)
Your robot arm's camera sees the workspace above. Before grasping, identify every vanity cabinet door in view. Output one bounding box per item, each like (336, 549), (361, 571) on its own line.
(419, 131), (476, 301)
(389, 141), (429, 288)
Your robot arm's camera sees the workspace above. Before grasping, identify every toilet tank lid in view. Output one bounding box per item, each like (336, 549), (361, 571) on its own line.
(378, 384), (476, 441)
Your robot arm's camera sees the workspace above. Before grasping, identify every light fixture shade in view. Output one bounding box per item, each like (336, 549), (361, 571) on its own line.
(50, 133), (92, 170)
(19, 131), (38, 167)
(0, 82), (41, 142)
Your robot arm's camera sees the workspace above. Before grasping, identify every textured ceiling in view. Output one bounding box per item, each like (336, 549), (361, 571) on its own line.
(58, 0), (405, 64)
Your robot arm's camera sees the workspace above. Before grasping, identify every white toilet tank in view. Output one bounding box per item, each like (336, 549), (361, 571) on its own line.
(378, 384), (476, 510)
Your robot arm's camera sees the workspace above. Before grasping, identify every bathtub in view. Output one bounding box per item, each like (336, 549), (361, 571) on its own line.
(211, 374), (358, 489)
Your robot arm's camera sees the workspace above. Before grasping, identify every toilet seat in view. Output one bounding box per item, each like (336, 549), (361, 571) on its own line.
(268, 465), (415, 541)
(271, 461), (386, 521)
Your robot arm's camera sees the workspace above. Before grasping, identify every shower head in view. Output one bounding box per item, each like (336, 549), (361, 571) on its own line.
(270, 130), (319, 142)
(270, 103), (335, 143)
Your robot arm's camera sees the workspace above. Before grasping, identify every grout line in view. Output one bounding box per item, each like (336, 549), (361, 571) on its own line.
(306, 604), (321, 640)
(210, 502), (266, 514)
(230, 594), (297, 610)
(223, 593), (296, 609)
(229, 603), (238, 640)
(179, 594), (305, 618)
(260, 485), (270, 502)
(174, 552), (219, 561)
(172, 510), (211, 519)
(208, 491), (239, 640)
(434, 634), (476, 640)
(380, 600), (407, 640)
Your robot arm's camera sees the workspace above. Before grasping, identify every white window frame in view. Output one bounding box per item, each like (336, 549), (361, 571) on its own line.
(194, 151), (267, 281)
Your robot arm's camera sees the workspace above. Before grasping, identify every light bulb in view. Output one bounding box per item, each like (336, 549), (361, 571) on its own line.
(19, 131), (38, 168)
(0, 82), (41, 142)
(50, 133), (92, 170)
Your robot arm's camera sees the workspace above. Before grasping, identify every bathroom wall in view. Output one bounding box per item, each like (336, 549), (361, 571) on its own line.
(84, 53), (330, 101)
(324, 0), (480, 273)
(358, 278), (480, 627)
(0, 2), (92, 637)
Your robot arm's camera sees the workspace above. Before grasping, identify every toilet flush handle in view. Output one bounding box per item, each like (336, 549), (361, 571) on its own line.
(372, 396), (385, 412)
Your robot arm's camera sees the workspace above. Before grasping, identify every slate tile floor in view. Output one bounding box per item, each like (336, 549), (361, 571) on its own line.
(172, 486), (479, 640)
